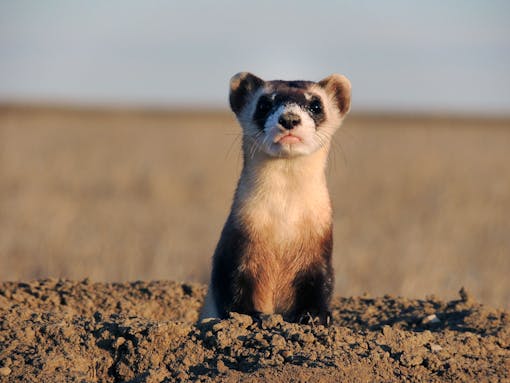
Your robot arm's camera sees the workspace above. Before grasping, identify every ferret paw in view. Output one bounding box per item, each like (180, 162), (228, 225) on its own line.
(320, 310), (332, 326)
(245, 310), (264, 325)
(297, 310), (332, 327)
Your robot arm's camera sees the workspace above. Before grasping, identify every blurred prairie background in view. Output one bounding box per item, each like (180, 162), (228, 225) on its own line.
(1, 1), (509, 308)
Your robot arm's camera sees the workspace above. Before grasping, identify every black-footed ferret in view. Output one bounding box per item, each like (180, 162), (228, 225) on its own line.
(200, 72), (351, 325)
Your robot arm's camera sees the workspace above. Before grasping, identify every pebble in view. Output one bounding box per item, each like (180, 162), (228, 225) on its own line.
(216, 360), (229, 374)
(298, 332), (315, 344)
(113, 337), (126, 348)
(212, 321), (229, 333)
(0, 367), (11, 376)
(254, 332), (269, 347)
(270, 334), (286, 349)
(422, 314), (441, 325)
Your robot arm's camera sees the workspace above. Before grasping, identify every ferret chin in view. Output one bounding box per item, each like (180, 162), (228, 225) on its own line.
(200, 72), (351, 326)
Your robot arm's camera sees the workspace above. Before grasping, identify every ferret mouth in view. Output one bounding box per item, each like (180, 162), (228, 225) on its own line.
(274, 134), (302, 145)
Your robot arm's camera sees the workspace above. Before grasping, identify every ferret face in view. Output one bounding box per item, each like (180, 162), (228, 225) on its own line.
(229, 73), (351, 158)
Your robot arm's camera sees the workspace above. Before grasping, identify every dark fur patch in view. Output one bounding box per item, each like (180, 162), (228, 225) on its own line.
(210, 216), (243, 317)
(253, 85), (326, 130)
(269, 80), (314, 90)
(307, 96), (326, 126)
(288, 228), (334, 324)
(253, 95), (274, 130)
(229, 73), (264, 114)
(210, 215), (255, 317)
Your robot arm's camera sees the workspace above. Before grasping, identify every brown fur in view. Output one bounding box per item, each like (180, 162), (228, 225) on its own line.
(239, 224), (333, 314)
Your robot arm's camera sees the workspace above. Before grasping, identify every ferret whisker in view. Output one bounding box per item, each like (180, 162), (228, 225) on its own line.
(225, 133), (242, 160)
(247, 131), (263, 159)
(253, 132), (265, 158)
(246, 136), (257, 160)
(258, 134), (272, 160)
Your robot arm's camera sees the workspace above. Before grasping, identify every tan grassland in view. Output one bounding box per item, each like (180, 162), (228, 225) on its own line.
(0, 105), (509, 308)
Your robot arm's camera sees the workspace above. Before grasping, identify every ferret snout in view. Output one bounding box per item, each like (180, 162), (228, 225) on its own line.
(278, 112), (301, 130)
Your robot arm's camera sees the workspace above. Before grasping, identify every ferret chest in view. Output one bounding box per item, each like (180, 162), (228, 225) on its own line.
(239, 173), (331, 243)
(237, 183), (332, 314)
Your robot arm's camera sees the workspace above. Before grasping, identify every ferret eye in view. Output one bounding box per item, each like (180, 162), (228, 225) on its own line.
(309, 98), (323, 114)
(256, 96), (272, 114)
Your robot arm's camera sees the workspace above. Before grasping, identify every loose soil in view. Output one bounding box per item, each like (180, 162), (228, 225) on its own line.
(0, 279), (508, 382)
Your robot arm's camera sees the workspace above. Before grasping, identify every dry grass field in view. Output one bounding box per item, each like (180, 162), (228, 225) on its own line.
(0, 105), (509, 308)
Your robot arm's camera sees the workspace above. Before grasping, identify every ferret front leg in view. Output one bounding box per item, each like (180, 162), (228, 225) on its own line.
(290, 263), (334, 326)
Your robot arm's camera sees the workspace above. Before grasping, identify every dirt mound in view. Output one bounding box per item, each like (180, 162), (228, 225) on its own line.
(0, 280), (508, 382)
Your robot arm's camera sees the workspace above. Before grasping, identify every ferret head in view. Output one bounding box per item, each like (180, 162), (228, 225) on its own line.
(229, 72), (351, 158)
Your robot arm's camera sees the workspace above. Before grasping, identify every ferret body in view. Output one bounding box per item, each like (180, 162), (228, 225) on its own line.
(200, 72), (351, 325)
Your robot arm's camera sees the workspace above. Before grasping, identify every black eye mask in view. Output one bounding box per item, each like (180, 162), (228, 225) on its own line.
(253, 91), (326, 130)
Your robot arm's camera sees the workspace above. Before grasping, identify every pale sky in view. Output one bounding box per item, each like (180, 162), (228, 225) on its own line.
(1, 1), (509, 114)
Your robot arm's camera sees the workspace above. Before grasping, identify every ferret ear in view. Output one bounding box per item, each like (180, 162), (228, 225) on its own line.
(229, 72), (265, 114)
(318, 74), (351, 116)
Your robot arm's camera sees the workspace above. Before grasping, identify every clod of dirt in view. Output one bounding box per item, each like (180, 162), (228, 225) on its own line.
(0, 279), (509, 382)
(0, 367), (11, 377)
(422, 313), (441, 325)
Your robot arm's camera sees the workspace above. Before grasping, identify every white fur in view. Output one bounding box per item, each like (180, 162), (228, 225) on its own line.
(263, 104), (317, 157)
(235, 147), (332, 243)
(237, 84), (342, 160)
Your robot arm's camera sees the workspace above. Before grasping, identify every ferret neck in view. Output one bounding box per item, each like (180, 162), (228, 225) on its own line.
(238, 145), (330, 195)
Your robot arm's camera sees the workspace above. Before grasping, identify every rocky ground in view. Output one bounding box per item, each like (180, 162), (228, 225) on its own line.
(0, 279), (508, 382)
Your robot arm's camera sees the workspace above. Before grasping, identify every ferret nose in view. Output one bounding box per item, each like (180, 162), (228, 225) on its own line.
(278, 113), (301, 130)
